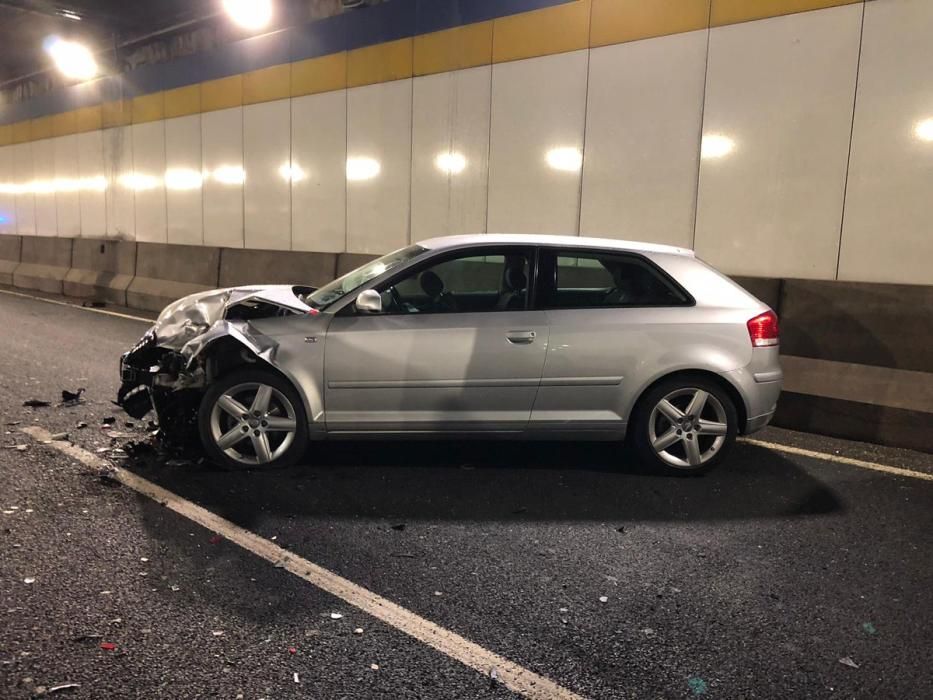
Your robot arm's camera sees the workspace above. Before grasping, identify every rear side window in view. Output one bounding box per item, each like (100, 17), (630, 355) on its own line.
(540, 250), (691, 309)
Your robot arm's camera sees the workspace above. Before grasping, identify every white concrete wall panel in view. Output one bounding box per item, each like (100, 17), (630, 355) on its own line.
(103, 127), (135, 239)
(202, 107), (245, 248)
(32, 139), (57, 236)
(53, 135), (81, 238)
(581, 31), (707, 247)
(839, 0), (933, 285)
(244, 100), (291, 250)
(291, 90), (347, 252)
(12, 143), (36, 237)
(77, 130), (106, 238)
(695, 5), (862, 279)
(411, 66), (491, 240)
(164, 115), (203, 245)
(487, 50), (588, 235)
(0, 146), (15, 235)
(346, 79), (413, 254)
(131, 121), (167, 243)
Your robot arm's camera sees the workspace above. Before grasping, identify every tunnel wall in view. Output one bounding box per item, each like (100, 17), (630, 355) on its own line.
(0, 0), (931, 287)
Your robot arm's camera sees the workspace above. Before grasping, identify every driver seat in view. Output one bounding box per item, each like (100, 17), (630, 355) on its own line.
(495, 265), (527, 310)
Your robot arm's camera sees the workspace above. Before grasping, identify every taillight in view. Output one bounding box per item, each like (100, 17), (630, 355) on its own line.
(747, 310), (779, 347)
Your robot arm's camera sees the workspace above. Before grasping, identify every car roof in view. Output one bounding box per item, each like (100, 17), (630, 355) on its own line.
(416, 233), (694, 257)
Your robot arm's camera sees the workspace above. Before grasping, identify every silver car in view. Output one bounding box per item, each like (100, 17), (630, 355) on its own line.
(117, 234), (782, 475)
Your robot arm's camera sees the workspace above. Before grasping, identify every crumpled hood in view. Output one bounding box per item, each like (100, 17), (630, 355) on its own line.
(154, 285), (311, 352)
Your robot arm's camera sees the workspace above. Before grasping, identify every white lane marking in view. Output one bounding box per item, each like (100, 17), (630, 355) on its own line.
(0, 288), (154, 324)
(740, 438), (933, 482)
(20, 426), (586, 700)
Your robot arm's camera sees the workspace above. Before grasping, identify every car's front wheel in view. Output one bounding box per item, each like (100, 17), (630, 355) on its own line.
(631, 376), (738, 475)
(198, 367), (308, 469)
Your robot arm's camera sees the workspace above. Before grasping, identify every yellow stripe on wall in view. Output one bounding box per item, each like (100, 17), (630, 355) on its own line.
(291, 52), (348, 96)
(591, 0), (710, 46)
(132, 92), (165, 123)
(493, 0), (592, 64)
(12, 121), (31, 144)
(348, 38), (413, 88)
(164, 85), (201, 119)
(244, 64), (291, 104)
(101, 99), (133, 128)
(52, 110), (78, 137)
(75, 105), (102, 132)
(414, 21), (494, 76)
(710, 0), (861, 26)
(30, 115), (53, 140)
(201, 75), (243, 112)
(0, 124), (11, 146)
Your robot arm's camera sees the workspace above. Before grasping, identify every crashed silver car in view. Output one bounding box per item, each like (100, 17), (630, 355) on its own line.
(118, 234), (782, 474)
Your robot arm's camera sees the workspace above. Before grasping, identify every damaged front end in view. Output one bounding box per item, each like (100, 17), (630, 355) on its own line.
(117, 285), (314, 440)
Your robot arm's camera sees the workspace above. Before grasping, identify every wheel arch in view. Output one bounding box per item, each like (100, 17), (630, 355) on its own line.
(627, 369), (749, 441)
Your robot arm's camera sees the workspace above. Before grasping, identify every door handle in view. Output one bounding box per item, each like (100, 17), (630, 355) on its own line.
(507, 330), (536, 344)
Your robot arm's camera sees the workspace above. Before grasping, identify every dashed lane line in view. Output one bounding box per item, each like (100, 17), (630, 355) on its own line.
(20, 425), (587, 700)
(740, 438), (933, 482)
(0, 288), (154, 323)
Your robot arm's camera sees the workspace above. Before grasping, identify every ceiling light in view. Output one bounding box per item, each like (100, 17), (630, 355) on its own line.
(435, 151), (467, 175)
(278, 162), (307, 182)
(546, 147), (582, 172)
(701, 133), (735, 159)
(914, 118), (933, 142)
(44, 36), (97, 81)
(223, 0), (273, 30)
(119, 172), (159, 191)
(346, 157), (380, 182)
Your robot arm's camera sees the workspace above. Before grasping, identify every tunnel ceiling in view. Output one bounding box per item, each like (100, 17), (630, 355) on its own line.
(0, 0), (216, 84)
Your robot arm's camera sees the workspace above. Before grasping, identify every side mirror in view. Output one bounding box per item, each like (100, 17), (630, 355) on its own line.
(355, 289), (382, 314)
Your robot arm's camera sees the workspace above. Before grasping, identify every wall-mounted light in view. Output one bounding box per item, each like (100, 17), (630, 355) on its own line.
(278, 162), (307, 182)
(43, 36), (97, 81)
(211, 165), (246, 185)
(914, 118), (933, 142)
(701, 133), (735, 160)
(346, 157), (380, 182)
(165, 168), (203, 191)
(119, 172), (160, 191)
(545, 147), (582, 172)
(435, 151), (467, 175)
(223, 0), (273, 30)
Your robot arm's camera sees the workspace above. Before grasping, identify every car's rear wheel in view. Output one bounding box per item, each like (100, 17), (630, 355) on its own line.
(631, 376), (738, 475)
(198, 367), (308, 469)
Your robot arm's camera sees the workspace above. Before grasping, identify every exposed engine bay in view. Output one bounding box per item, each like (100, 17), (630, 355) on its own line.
(117, 285), (315, 440)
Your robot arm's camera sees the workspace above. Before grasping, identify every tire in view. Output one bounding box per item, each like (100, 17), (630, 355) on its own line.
(198, 367), (308, 470)
(631, 376), (738, 476)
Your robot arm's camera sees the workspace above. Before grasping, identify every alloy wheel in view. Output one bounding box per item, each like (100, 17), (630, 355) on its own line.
(647, 387), (729, 469)
(209, 382), (298, 466)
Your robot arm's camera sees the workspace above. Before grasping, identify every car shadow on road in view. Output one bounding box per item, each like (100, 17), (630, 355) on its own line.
(124, 439), (842, 529)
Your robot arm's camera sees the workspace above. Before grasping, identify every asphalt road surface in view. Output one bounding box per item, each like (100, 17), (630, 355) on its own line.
(1, 289), (931, 700)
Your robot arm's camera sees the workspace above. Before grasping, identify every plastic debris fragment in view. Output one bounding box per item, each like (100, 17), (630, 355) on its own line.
(330, 612), (343, 620)
(23, 577), (35, 584)
(100, 642), (116, 651)
(839, 657), (859, 669)
(353, 628), (363, 635)
(61, 388), (86, 406)
(23, 399), (51, 407)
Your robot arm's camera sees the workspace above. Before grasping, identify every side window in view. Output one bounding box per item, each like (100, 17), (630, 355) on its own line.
(377, 251), (530, 314)
(545, 252), (689, 308)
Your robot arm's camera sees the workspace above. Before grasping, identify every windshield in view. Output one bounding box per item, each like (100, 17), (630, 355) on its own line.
(305, 245), (426, 309)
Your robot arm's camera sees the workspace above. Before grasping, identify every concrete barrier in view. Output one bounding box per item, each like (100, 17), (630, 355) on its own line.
(64, 239), (137, 306)
(126, 242), (221, 312)
(13, 237), (73, 294)
(0, 235), (22, 286)
(337, 253), (378, 277)
(219, 248), (337, 289)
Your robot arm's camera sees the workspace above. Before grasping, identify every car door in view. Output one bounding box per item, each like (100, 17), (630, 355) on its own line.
(323, 246), (549, 432)
(530, 248), (694, 434)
